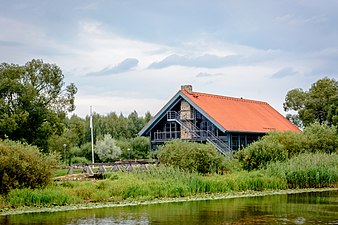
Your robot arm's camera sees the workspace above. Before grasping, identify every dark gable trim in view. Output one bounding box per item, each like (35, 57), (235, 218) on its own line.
(138, 91), (229, 136)
(138, 91), (182, 136)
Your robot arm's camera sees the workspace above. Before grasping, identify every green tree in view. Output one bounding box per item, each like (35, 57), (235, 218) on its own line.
(144, 111), (152, 123)
(0, 59), (77, 152)
(284, 77), (338, 128)
(130, 136), (150, 159)
(66, 115), (86, 147)
(47, 115), (86, 164)
(84, 111), (151, 143)
(95, 134), (122, 162)
(302, 123), (338, 154)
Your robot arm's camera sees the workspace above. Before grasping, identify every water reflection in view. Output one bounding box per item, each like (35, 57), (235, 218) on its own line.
(1, 190), (337, 225)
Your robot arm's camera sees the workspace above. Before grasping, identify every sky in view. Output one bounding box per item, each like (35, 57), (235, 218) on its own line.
(1, 0), (337, 118)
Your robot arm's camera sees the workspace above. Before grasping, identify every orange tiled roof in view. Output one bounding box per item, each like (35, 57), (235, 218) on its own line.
(181, 90), (301, 133)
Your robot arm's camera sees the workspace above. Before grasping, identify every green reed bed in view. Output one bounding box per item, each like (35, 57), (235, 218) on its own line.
(265, 152), (338, 188)
(5, 186), (80, 208)
(3, 155), (337, 210)
(72, 166), (283, 200)
(188, 171), (287, 194)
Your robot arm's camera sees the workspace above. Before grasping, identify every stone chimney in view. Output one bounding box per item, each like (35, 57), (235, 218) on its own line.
(181, 85), (192, 94)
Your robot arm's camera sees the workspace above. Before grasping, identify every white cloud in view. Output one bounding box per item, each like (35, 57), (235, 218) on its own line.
(148, 54), (239, 69)
(1, 0), (337, 119)
(73, 94), (165, 118)
(196, 72), (223, 78)
(271, 67), (298, 79)
(86, 58), (139, 76)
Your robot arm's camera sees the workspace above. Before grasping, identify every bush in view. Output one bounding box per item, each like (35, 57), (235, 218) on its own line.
(0, 139), (58, 194)
(130, 136), (150, 159)
(158, 140), (226, 174)
(238, 124), (338, 171)
(238, 138), (288, 171)
(71, 156), (90, 164)
(302, 123), (338, 153)
(261, 131), (306, 157)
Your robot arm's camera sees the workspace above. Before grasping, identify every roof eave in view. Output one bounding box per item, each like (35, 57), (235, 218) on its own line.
(138, 91), (182, 136)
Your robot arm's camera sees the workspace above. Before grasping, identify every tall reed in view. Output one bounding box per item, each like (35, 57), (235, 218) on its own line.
(7, 186), (80, 207)
(265, 152), (338, 188)
(4, 154), (336, 209)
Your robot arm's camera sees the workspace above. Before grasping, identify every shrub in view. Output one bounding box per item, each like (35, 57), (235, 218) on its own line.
(261, 131), (306, 157)
(238, 125), (338, 171)
(238, 138), (288, 171)
(158, 140), (226, 174)
(130, 136), (150, 159)
(71, 156), (90, 164)
(302, 123), (338, 153)
(0, 139), (59, 195)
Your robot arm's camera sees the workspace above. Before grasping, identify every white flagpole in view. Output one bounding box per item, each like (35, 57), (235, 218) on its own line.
(90, 106), (94, 164)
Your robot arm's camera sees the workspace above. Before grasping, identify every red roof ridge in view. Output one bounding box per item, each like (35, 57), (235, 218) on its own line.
(181, 90), (268, 105)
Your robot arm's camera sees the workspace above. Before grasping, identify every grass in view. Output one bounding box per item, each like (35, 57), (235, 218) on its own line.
(52, 168), (82, 177)
(1, 153), (337, 210)
(2, 165), (286, 208)
(6, 186), (80, 208)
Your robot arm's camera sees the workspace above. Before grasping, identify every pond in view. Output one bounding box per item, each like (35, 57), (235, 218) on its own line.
(1, 190), (337, 225)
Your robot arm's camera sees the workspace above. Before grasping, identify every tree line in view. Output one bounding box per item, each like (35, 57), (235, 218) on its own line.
(0, 59), (337, 164)
(48, 111), (152, 164)
(0, 59), (152, 164)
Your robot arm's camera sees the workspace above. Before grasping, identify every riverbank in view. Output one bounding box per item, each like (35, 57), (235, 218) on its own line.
(1, 156), (338, 216)
(1, 187), (337, 216)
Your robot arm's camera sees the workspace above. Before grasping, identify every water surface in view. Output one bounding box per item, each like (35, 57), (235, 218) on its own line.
(1, 190), (337, 225)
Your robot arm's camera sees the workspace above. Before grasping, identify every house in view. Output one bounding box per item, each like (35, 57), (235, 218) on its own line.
(138, 85), (300, 154)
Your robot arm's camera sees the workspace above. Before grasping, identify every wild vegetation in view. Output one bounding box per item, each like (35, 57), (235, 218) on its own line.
(0, 132), (337, 210)
(284, 77), (338, 128)
(158, 140), (228, 174)
(238, 123), (338, 170)
(0, 59), (77, 152)
(1, 150), (336, 209)
(0, 60), (337, 211)
(0, 139), (58, 195)
(265, 152), (338, 189)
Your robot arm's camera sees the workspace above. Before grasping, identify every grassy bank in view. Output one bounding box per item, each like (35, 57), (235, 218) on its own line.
(0, 166), (286, 209)
(0, 152), (337, 212)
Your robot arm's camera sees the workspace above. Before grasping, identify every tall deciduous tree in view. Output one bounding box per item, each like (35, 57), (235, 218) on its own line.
(283, 77), (338, 128)
(0, 59), (77, 152)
